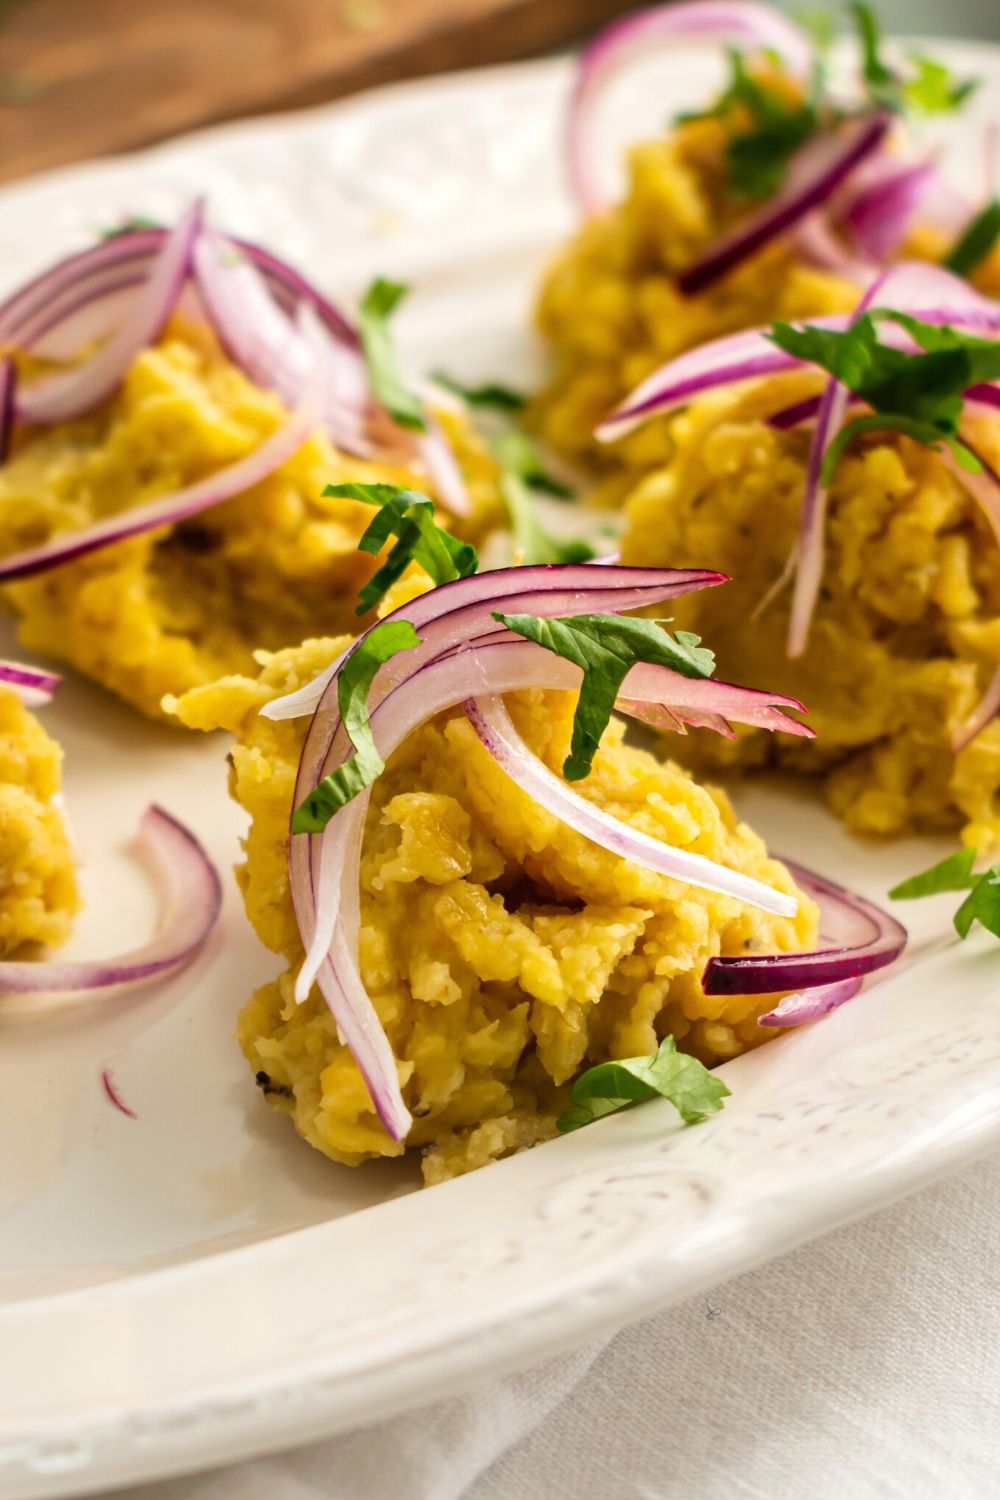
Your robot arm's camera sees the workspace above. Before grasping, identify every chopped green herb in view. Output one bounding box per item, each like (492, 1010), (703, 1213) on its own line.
(557, 1036), (730, 1133)
(850, 2), (977, 116)
(99, 214), (164, 240)
(889, 846), (1000, 941)
(357, 278), (426, 433)
(290, 619), (421, 832)
(678, 47), (819, 200)
(494, 612), (714, 781)
(796, 7), (834, 55)
(430, 371), (527, 414)
(767, 311), (1000, 479)
(492, 430), (573, 500)
(945, 200), (1000, 278)
(488, 428), (593, 566)
(325, 482), (478, 615)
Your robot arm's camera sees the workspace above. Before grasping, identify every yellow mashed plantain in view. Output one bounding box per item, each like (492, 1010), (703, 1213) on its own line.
(0, 687), (78, 957)
(171, 638), (817, 1182)
(532, 108), (1000, 487)
(0, 322), (502, 721)
(619, 378), (1000, 848)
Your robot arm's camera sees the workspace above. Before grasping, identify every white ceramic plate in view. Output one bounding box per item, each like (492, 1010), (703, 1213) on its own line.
(2, 39), (1000, 1500)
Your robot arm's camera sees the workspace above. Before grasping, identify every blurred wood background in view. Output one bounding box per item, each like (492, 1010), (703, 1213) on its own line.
(0, 0), (628, 185)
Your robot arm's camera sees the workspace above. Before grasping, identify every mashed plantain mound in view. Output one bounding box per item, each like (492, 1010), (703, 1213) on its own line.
(620, 379), (1000, 848)
(532, 107), (1000, 488)
(0, 688), (78, 957)
(0, 322), (502, 720)
(172, 638), (817, 1183)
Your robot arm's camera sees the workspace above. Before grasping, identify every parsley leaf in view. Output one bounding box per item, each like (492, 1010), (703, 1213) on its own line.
(99, 214), (164, 240)
(557, 1036), (730, 1133)
(945, 200), (1000, 278)
(767, 311), (1000, 479)
(851, 2), (977, 116)
(357, 278), (426, 433)
(492, 430), (573, 500)
(889, 846), (1000, 941)
(489, 429), (595, 567)
(290, 619), (421, 832)
(494, 612), (715, 781)
(430, 371), (527, 414)
(325, 482), (478, 615)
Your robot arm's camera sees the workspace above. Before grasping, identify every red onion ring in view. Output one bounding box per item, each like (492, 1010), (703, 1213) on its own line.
(0, 805), (222, 1009)
(0, 357), (14, 464)
(101, 1067), (137, 1119)
(703, 856), (906, 1004)
(758, 974), (862, 1027)
(15, 202), (203, 427)
(568, 0), (813, 217)
(842, 159), (939, 265)
(0, 658), (61, 706)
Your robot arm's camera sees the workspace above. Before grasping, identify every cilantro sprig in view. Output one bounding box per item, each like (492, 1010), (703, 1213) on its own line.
(357, 278), (426, 432)
(495, 612), (714, 781)
(290, 619), (421, 833)
(557, 1036), (730, 1133)
(430, 372), (527, 414)
(946, 201), (1000, 279)
(851, 2), (978, 116)
(491, 429), (596, 567)
(767, 311), (1000, 479)
(889, 848), (1000, 940)
(325, 482), (478, 615)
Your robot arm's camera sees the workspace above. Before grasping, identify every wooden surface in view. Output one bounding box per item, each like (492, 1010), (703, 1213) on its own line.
(0, 0), (625, 185)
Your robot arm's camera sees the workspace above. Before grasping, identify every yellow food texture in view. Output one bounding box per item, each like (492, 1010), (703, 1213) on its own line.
(172, 643), (817, 1183)
(532, 111), (1000, 481)
(620, 378), (1000, 848)
(0, 322), (503, 720)
(0, 687), (79, 958)
(532, 111), (859, 475)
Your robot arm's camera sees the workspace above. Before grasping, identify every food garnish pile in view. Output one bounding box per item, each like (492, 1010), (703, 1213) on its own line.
(1, 0), (998, 1182)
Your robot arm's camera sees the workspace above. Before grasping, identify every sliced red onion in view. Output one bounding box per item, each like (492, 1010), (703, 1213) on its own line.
(0, 358), (14, 464)
(568, 1), (813, 217)
(101, 1067), (137, 1119)
(414, 412), (471, 518)
(15, 202), (203, 427)
(842, 159), (938, 264)
(786, 375), (850, 657)
(678, 113), (892, 297)
(794, 211), (876, 283)
(465, 691), (805, 914)
(264, 562), (727, 722)
(0, 805), (221, 1008)
(703, 856), (906, 1002)
(0, 305), (328, 580)
(0, 659), (61, 707)
(757, 974), (862, 1027)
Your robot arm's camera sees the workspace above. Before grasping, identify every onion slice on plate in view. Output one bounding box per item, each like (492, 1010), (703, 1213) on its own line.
(15, 201), (203, 427)
(0, 805), (222, 1008)
(677, 112), (893, 297)
(703, 857), (907, 1011)
(842, 159), (938, 265)
(0, 305), (329, 581)
(0, 659), (61, 707)
(568, 0), (813, 217)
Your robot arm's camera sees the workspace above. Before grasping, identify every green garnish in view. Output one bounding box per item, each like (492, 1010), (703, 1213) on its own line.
(325, 482), (478, 615)
(430, 372), (528, 414)
(851, 2), (977, 116)
(489, 429), (595, 567)
(945, 201), (1000, 278)
(889, 847), (1000, 940)
(290, 619), (421, 832)
(767, 311), (1000, 479)
(99, 215), (164, 240)
(357, 278), (426, 433)
(678, 47), (819, 200)
(494, 612), (714, 781)
(557, 1036), (730, 1133)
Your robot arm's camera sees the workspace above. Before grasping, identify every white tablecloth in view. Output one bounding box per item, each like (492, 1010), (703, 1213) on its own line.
(104, 1144), (1000, 1500)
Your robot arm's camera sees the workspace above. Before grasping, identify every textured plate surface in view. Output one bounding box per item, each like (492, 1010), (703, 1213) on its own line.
(1, 40), (999, 1500)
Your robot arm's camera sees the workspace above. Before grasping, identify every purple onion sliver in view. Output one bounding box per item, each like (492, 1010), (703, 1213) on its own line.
(0, 358), (14, 464)
(757, 974), (863, 1027)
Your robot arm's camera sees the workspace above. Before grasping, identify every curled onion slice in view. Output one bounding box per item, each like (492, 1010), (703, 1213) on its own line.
(15, 202), (203, 427)
(0, 305), (328, 580)
(678, 113), (892, 297)
(0, 659), (61, 706)
(758, 974), (862, 1028)
(0, 805), (222, 1008)
(568, 1), (812, 218)
(842, 159), (938, 264)
(703, 856), (906, 1005)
